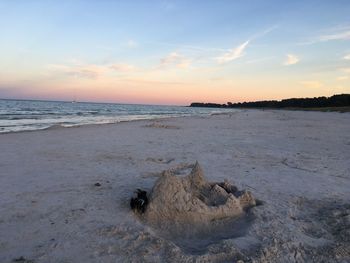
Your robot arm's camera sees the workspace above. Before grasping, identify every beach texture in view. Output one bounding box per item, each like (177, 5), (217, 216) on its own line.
(0, 110), (349, 262)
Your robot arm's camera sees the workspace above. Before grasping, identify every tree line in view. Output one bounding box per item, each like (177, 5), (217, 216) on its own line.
(190, 94), (350, 109)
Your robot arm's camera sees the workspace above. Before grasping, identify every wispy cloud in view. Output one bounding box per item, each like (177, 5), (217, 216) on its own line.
(216, 41), (249, 64)
(319, 30), (350, 41)
(149, 26), (276, 67)
(283, 54), (299, 66)
(160, 52), (181, 65)
(160, 52), (191, 69)
(215, 26), (277, 64)
(341, 68), (350, 74)
(337, 76), (348, 81)
(47, 64), (106, 79)
(110, 63), (137, 72)
(250, 25), (279, 40)
(344, 54), (350, 60)
(300, 25), (350, 45)
(48, 61), (137, 79)
(300, 80), (323, 88)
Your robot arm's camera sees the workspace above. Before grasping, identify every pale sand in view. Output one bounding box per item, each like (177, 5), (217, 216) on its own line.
(0, 110), (349, 262)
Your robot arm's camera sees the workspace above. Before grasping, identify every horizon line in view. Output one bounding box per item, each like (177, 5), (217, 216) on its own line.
(1, 93), (349, 107)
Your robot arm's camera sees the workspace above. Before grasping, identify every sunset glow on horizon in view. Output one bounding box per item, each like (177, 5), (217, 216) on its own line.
(1, 1), (350, 105)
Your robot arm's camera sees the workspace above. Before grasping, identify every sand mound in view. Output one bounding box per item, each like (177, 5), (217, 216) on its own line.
(144, 162), (256, 225)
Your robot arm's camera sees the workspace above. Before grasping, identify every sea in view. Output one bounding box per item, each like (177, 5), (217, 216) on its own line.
(0, 99), (234, 133)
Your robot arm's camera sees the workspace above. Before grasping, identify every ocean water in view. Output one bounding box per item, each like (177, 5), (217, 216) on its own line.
(0, 99), (234, 133)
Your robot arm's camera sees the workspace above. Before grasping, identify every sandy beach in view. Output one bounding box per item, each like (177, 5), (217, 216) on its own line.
(1, 109), (349, 263)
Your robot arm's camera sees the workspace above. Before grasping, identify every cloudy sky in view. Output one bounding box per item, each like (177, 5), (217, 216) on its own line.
(0, 0), (349, 105)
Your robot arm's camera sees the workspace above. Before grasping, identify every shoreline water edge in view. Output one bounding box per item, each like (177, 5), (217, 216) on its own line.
(0, 99), (236, 133)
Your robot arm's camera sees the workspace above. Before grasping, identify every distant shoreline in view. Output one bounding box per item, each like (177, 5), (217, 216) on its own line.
(268, 106), (350, 113)
(190, 94), (350, 111)
(193, 106), (350, 113)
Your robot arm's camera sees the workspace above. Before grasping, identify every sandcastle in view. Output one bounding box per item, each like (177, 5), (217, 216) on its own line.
(142, 162), (256, 224)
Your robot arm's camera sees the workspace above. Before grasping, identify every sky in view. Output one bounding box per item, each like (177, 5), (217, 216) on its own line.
(0, 0), (350, 105)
